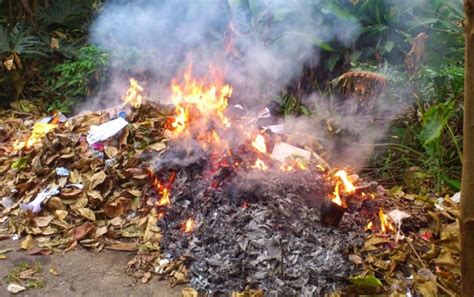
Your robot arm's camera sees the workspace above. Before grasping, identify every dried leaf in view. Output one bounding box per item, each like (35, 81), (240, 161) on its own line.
(33, 215), (54, 227)
(182, 287), (198, 297)
(106, 242), (137, 251)
(73, 222), (96, 241)
(89, 171), (107, 189)
(21, 235), (35, 250)
(77, 208), (96, 221)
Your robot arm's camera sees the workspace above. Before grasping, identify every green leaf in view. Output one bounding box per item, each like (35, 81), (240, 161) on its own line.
(420, 100), (455, 146)
(11, 156), (29, 170)
(350, 275), (383, 288)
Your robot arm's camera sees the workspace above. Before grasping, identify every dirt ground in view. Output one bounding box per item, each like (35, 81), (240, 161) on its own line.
(0, 240), (182, 297)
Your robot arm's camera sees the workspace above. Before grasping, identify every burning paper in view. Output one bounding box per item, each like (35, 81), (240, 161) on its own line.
(86, 117), (128, 145)
(20, 187), (59, 214)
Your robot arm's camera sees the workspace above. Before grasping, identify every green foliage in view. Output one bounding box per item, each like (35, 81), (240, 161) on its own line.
(0, 0), (100, 106)
(44, 45), (108, 112)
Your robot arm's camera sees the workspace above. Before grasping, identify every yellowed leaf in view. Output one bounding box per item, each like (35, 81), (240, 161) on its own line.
(33, 215), (54, 228)
(21, 235), (35, 250)
(182, 287), (198, 297)
(90, 171), (107, 189)
(50, 37), (60, 49)
(77, 208), (96, 221)
(104, 146), (118, 158)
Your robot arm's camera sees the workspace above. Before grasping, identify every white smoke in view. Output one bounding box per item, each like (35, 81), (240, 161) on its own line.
(90, 0), (360, 106)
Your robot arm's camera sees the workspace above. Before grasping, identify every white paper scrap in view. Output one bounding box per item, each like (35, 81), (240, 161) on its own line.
(271, 142), (311, 162)
(20, 187), (59, 213)
(86, 117), (128, 145)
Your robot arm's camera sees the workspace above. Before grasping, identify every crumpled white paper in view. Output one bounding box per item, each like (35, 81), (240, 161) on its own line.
(86, 117), (128, 145)
(20, 186), (59, 213)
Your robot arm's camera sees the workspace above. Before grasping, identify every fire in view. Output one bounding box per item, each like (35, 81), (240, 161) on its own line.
(157, 188), (170, 206)
(295, 159), (307, 170)
(182, 218), (196, 233)
(122, 78), (143, 108)
(331, 182), (343, 206)
(365, 221), (373, 231)
(170, 65), (232, 135)
(335, 170), (356, 194)
(253, 159), (268, 171)
(252, 134), (267, 154)
(280, 164), (294, 172)
(379, 209), (395, 233)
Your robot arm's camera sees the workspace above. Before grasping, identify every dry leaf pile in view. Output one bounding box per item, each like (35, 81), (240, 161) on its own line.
(0, 102), (170, 256)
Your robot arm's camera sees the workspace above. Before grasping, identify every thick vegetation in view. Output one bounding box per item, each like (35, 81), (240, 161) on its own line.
(0, 0), (464, 193)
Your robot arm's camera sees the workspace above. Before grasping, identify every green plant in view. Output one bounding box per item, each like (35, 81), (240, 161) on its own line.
(44, 45), (108, 112)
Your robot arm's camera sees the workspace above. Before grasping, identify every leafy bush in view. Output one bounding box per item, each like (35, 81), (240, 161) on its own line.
(44, 45), (108, 112)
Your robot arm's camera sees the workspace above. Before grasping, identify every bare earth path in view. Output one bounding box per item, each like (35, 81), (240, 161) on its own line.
(0, 241), (181, 297)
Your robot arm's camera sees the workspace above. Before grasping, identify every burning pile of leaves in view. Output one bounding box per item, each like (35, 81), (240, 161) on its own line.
(0, 67), (462, 296)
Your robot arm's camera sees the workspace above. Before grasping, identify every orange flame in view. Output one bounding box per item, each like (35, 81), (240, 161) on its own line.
(335, 170), (356, 194)
(253, 159), (268, 171)
(157, 188), (170, 206)
(170, 65), (232, 135)
(182, 218), (196, 233)
(331, 182), (343, 206)
(122, 78), (143, 108)
(251, 134), (267, 154)
(379, 209), (395, 233)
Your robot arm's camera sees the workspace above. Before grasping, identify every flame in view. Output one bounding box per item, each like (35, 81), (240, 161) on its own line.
(170, 65), (232, 135)
(182, 218), (196, 233)
(280, 164), (294, 172)
(379, 209), (395, 233)
(295, 159), (307, 170)
(335, 170), (356, 194)
(122, 78), (143, 108)
(331, 182), (343, 206)
(157, 188), (170, 206)
(251, 134), (267, 154)
(365, 221), (373, 231)
(253, 159), (268, 171)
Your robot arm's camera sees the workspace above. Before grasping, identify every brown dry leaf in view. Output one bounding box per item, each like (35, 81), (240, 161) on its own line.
(416, 280), (438, 296)
(3, 57), (15, 71)
(87, 190), (103, 202)
(148, 142), (166, 152)
(55, 210), (68, 220)
(95, 226), (108, 237)
(349, 254), (363, 265)
(141, 271), (152, 284)
(46, 197), (65, 210)
(33, 215), (54, 227)
(104, 200), (124, 218)
(104, 146), (119, 158)
(50, 37), (60, 49)
(49, 267), (60, 276)
(21, 234), (35, 250)
(182, 287), (198, 297)
(60, 187), (82, 198)
(89, 171), (107, 189)
(77, 208), (96, 221)
(363, 236), (391, 251)
(106, 242), (137, 251)
(73, 222), (96, 241)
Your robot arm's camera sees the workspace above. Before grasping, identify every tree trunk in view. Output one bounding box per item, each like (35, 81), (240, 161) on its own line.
(462, 1), (474, 296)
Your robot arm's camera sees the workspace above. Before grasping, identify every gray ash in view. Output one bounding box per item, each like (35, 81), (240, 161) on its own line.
(155, 150), (365, 295)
